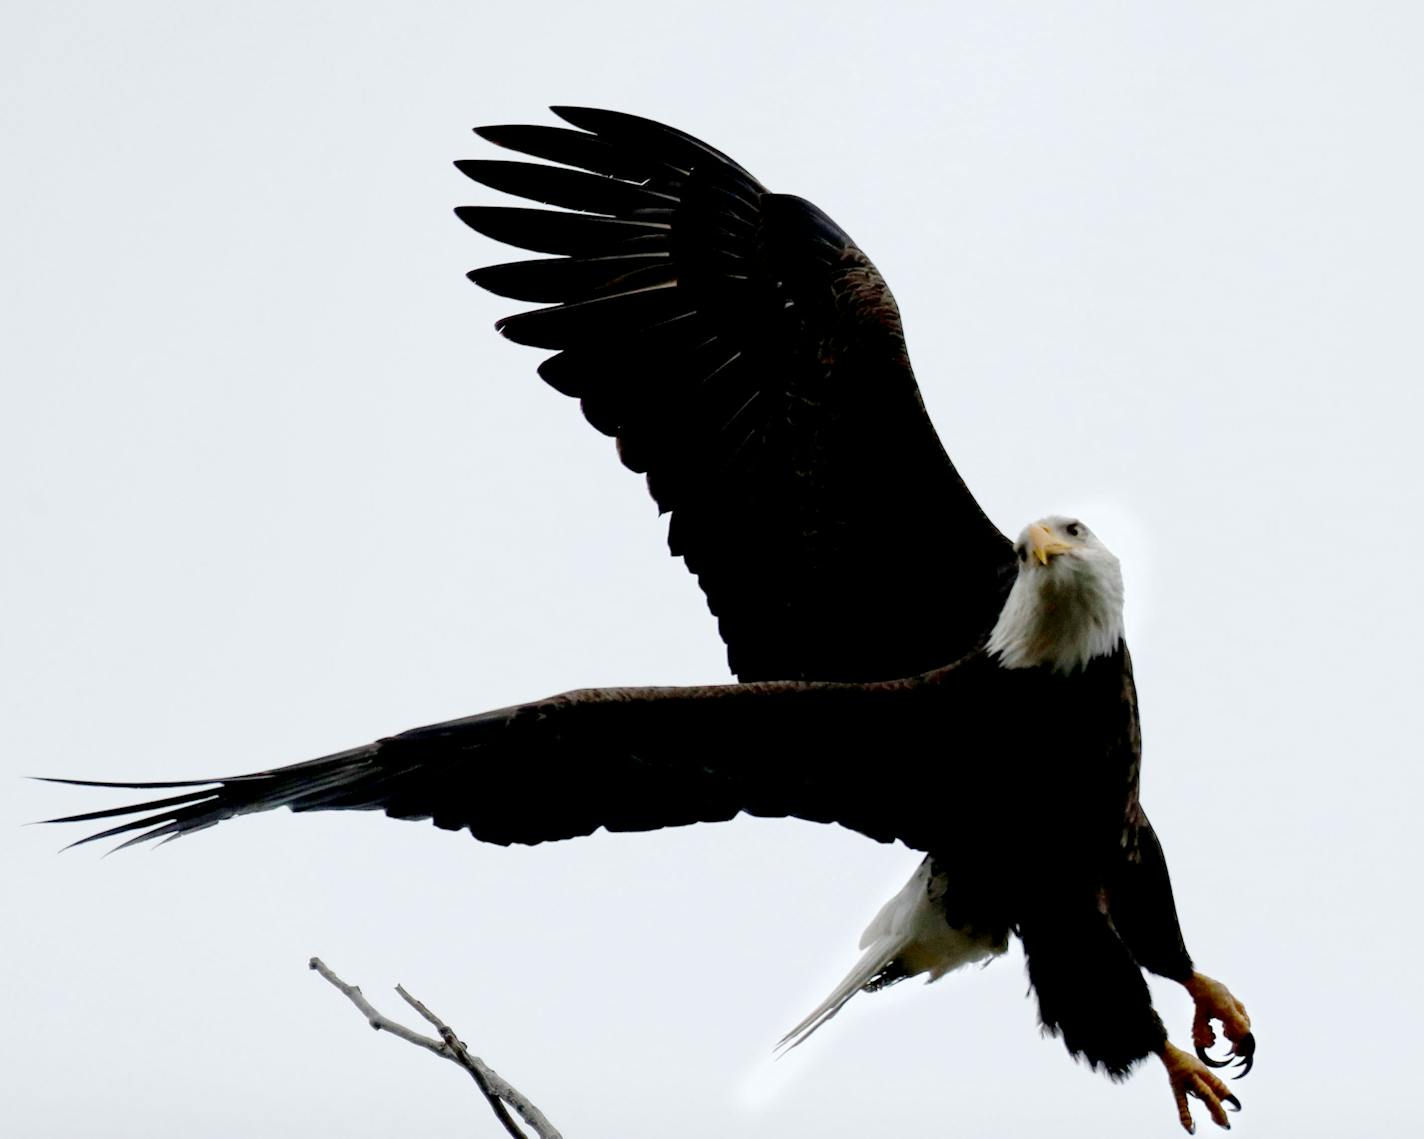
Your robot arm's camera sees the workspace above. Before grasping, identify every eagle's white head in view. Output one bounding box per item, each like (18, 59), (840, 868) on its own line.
(987, 515), (1126, 674)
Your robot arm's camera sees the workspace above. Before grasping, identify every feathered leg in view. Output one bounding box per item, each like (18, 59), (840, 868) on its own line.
(1018, 897), (1167, 1078)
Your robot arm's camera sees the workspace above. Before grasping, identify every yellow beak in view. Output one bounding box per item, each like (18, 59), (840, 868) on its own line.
(1028, 523), (1072, 566)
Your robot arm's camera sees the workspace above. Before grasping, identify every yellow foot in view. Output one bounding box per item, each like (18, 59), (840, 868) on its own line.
(1159, 1040), (1242, 1133)
(1184, 972), (1255, 1077)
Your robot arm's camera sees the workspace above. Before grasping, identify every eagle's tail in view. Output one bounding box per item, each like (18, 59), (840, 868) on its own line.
(777, 857), (1007, 1051)
(776, 926), (917, 1051)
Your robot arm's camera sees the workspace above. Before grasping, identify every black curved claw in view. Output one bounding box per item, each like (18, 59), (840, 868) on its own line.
(1230, 1033), (1255, 1079)
(1223, 1093), (1242, 1112)
(1196, 1030), (1256, 1077)
(1195, 1042), (1232, 1068)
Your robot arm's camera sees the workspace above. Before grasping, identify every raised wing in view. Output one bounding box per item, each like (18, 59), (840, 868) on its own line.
(42, 671), (989, 854)
(458, 107), (1014, 683)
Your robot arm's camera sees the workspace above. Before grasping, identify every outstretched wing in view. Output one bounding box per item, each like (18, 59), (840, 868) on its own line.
(42, 672), (983, 853)
(458, 107), (1013, 683)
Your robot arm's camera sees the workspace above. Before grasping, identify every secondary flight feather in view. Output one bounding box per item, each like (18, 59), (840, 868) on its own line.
(44, 107), (1253, 1134)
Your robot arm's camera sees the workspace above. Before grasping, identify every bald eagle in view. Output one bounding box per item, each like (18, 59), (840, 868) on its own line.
(45, 108), (1253, 1134)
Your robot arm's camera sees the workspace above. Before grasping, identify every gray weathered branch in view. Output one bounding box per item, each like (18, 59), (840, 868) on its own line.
(310, 956), (563, 1139)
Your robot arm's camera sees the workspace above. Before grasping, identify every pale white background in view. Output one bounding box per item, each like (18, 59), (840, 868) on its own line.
(4, 2), (1421, 1136)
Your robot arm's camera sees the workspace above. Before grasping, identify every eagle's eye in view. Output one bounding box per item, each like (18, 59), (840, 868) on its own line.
(1015, 544), (1027, 563)
(1065, 522), (1082, 538)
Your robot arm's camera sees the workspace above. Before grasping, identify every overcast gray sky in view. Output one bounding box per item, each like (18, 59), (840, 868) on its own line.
(4, 2), (1421, 1136)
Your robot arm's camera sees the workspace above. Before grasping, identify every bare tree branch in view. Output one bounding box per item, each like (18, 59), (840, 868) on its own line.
(310, 956), (563, 1139)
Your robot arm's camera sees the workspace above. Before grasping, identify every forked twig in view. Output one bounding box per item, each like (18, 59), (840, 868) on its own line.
(310, 956), (562, 1139)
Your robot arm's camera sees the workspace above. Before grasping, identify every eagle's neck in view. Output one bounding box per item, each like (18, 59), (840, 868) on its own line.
(987, 554), (1125, 674)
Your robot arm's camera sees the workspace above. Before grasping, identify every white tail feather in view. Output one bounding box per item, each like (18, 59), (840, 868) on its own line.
(777, 858), (1007, 1051)
(777, 926), (916, 1050)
